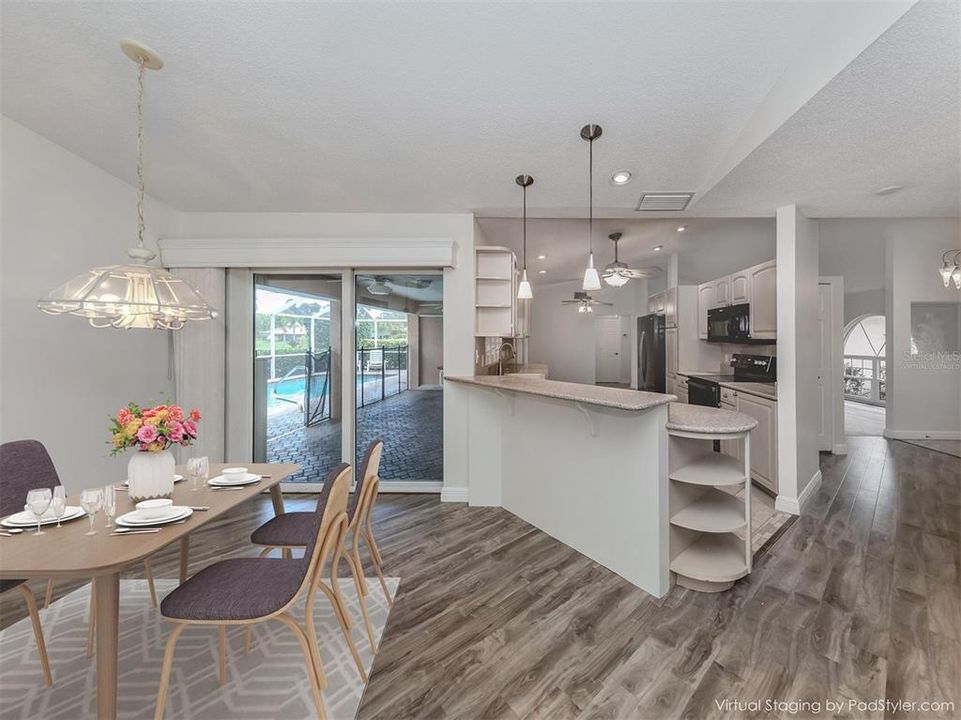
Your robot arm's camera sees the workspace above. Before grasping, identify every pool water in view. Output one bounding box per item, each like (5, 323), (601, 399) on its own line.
(267, 372), (406, 412)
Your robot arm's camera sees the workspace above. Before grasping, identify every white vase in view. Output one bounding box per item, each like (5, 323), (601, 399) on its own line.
(127, 450), (176, 502)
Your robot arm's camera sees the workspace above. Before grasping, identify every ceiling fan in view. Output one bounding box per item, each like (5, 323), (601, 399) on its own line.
(602, 232), (662, 287)
(365, 276), (434, 296)
(561, 291), (613, 314)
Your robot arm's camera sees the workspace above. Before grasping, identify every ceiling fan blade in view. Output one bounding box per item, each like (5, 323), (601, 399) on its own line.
(623, 268), (661, 278)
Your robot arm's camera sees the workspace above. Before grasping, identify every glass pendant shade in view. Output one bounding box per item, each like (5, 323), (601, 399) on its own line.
(517, 269), (533, 299)
(604, 270), (630, 287)
(953, 266), (961, 290)
(582, 252), (602, 291)
(38, 251), (217, 330)
(939, 263), (954, 287)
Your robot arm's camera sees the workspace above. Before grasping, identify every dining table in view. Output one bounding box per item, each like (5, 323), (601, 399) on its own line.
(0, 462), (299, 720)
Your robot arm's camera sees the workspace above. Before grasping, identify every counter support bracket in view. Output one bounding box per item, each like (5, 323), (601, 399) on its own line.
(573, 402), (597, 437)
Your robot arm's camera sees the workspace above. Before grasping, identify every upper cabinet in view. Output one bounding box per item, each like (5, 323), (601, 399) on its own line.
(697, 283), (714, 339)
(730, 270), (750, 305)
(748, 260), (776, 340)
(648, 287), (678, 328)
(697, 259), (777, 341)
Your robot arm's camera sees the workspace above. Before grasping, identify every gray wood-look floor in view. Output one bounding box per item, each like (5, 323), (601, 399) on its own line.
(2, 435), (958, 719)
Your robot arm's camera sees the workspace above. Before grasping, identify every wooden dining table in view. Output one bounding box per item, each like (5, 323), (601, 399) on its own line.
(0, 462), (299, 720)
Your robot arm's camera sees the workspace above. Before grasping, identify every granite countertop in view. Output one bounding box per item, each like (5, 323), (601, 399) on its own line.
(678, 373), (777, 401)
(445, 375), (675, 411)
(667, 402), (758, 434)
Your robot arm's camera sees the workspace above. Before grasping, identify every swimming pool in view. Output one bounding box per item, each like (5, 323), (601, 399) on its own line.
(267, 372), (407, 413)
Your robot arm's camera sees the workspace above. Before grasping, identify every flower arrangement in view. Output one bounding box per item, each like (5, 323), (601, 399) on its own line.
(109, 403), (201, 455)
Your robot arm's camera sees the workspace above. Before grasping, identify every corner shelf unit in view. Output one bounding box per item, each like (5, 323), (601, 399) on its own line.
(475, 246), (529, 338)
(668, 428), (752, 593)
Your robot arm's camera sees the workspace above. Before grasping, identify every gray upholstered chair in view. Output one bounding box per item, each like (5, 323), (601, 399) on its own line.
(248, 439), (388, 674)
(0, 440), (55, 686)
(154, 463), (352, 720)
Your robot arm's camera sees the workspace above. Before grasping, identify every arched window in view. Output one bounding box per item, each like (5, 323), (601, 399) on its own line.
(843, 315), (886, 406)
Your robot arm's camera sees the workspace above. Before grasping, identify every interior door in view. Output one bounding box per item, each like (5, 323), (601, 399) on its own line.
(595, 316), (622, 383)
(817, 283), (833, 451)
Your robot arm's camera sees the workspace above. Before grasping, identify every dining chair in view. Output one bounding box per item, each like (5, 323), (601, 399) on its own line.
(154, 462), (352, 720)
(0, 440), (57, 686)
(247, 439), (388, 673)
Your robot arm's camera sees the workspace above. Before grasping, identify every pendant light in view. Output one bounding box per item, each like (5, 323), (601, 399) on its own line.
(37, 40), (217, 330)
(938, 249), (961, 289)
(580, 124), (602, 291)
(516, 174), (534, 300)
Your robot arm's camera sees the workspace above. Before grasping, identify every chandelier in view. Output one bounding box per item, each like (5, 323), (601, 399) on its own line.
(37, 40), (217, 330)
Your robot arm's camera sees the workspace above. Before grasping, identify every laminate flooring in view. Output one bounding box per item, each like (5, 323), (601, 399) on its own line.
(2, 436), (958, 720)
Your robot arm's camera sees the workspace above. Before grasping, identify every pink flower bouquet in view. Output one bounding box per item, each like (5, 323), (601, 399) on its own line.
(109, 403), (201, 455)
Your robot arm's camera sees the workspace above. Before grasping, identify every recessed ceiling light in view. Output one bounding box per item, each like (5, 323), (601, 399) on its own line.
(537, 254), (547, 260)
(538, 269), (547, 274)
(676, 225), (687, 232)
(875, 184), (903, 196)
(653, 245), (663, 252)
(612, 171), (632, 185)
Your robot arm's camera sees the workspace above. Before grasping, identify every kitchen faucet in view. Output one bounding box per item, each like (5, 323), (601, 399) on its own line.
(497, 342), (516, 375)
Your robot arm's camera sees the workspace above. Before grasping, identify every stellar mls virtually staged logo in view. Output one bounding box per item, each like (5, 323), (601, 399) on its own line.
(902, 350), (961, 370)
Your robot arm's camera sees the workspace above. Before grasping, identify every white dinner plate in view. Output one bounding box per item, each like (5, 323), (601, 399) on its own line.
(208, 473), (261, 487)
(121, 474), (184, 488)
(115, 506), (193, 527)
(2, 505), (86, 528)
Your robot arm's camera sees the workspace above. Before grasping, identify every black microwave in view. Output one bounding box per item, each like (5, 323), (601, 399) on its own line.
(707, 303), (751, 343)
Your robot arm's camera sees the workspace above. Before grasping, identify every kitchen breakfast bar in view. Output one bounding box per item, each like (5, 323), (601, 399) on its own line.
(446, 375), (758, 598)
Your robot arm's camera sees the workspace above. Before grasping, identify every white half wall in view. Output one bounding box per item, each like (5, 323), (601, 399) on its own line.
(0, 117), (179, 491)
(885, 220), (961, 439)
(776, 205), (821, 514)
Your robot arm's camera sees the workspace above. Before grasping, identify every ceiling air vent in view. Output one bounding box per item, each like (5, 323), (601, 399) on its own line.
(635, 192), (695, 212)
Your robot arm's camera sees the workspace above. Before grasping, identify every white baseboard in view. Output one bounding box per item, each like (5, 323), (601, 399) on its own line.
(379, 481), (442, 494)
(833, 443), (848, 455)
(775, 470), (822, 516)
(440, 486), (469, 503)
(883, 429), (961, 441)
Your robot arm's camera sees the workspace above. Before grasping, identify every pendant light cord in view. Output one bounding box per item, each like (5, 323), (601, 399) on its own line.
(136, 58), (146, 249)
(522, 183), (527, 270)
(588, 136), (593, 255)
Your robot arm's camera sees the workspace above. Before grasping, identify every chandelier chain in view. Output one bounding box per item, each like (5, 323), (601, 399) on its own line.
(136, 58), (146, 248)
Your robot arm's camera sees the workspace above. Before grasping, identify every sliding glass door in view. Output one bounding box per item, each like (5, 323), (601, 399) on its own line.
(250, 269), (443, 489)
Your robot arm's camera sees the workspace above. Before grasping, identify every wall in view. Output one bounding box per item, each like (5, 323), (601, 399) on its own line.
(819, 219), (887, 324)
(0, 117), (179, 492)
(419, 316), (444, 386)
(776, 205), (821, 514)
(885, 219), (961, 439)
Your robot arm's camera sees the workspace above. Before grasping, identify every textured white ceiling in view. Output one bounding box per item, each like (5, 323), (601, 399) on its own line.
(696, 0), (960, 218)
(1, 1), (948, 218)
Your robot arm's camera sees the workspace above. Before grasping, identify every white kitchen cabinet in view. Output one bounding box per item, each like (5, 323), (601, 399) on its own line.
(675, 387), (688, 404)
(648, 295), (658, 314)
(654, 293), (666, 313)
(663, 287), (678, 328)
(665, 327), (678, 379)
(697, 283), (714, 339)
(737, 392), (777, 493)
(719, 387), (740, 459)
(714, 276), (731, 307)
(748, 260), (777, 340)
(730, 270), (750, 305)
(475, 246), (516, 337)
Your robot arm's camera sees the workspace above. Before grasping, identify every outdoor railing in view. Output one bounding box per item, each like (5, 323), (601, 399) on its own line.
(357, 345), (408, 408)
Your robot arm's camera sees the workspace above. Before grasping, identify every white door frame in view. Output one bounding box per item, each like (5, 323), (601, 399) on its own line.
(819, 276), (846, 454)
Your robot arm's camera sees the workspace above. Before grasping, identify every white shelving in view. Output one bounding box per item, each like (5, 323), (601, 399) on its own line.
(474, 246), (529, 338)
(668, 428), (752, 593)
(669, 453), (746, 486)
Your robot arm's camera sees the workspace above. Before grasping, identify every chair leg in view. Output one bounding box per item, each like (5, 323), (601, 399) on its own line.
(328, 547), (368, 683)
(143, 558), (159, 608)
(258, 546), (273, 558)
(274, 613), (326, 720)
(345, 549), (377, 651)
(218, 626), (226, 685)
(363, 530), (392, 607)
(281, 548), (292, 560)
(18, 584), (52, 686)
(86, 581), (96, 657)
(303, 587), (328, 690)
(243, 625), (253, 655)
(44, 579), (54, 609)
(154, 623), (185, 720)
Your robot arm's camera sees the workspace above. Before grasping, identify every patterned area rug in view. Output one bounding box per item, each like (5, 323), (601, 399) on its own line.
(0, 577), (399, 720)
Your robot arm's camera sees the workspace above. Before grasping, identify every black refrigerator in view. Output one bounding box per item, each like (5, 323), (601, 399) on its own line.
(636, 314), (666, 393)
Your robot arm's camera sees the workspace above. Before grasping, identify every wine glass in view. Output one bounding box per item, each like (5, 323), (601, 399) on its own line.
(80, 489), (102, 536)
(187, 456), (202, 492)
(26, 488), (52, 536)
(102, 485), (117, 527)
(51, 486), (67, 527)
